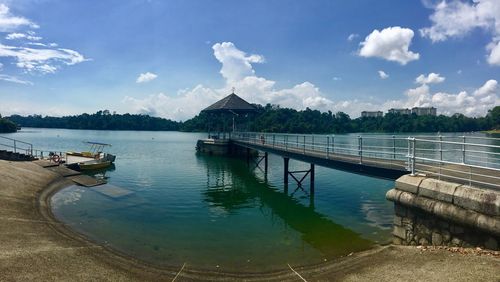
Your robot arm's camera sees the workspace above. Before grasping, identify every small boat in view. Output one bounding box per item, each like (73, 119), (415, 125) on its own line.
(78, 159), (112, 170)
(67, 141), (116, 161)
(66, 141), (116, 171)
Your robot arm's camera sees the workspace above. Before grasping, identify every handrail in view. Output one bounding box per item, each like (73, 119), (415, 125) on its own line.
(0, 136), (33, 156)
(231, 132), (500, 190)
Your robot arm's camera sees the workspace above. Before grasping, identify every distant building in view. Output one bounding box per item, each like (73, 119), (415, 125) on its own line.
(361, 111), (383, 118)
(411, 107), (437, 116)
(388, 108), (411, 115)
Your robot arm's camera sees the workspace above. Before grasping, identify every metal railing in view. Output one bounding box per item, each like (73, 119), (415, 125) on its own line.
(231, 132), (500, 190)
(0, 136), (33, 156)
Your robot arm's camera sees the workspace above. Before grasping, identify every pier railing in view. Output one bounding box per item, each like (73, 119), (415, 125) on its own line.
(231, 132), (500, 190)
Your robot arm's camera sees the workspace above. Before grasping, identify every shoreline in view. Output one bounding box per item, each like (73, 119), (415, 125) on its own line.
(0, 160), (498, 281)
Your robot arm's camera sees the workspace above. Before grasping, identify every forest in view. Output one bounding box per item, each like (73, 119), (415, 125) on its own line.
(3, 105), (500, 134)
(0, 115), (17, 133)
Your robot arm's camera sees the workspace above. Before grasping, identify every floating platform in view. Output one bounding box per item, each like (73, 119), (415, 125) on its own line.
(90, 184), (134, 199)
(196, 139), (231, 155)
(46, 166), (81, 177)
(68, 175), (107, 187)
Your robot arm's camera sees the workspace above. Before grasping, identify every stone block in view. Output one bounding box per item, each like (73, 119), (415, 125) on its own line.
(418, 178), (459, 203)
(432, 232), (443, 246)
(419, 238), (429, 246)
(475, 214), (500, 237)
(393, 216), (403, 226)
(442, 230), (451, 242)
(393, 236), (403, 245)
(394, 204), (407, 217)
(395, 174), (425, 194)
(453, 185), (500, 216)
(451, 237), (462, 247)
(393, 225), (407, 239)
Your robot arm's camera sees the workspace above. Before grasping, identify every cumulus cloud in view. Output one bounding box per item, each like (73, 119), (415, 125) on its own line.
(136, 72), (158, 83)
(212, 42), (264, 82)
(420, 0), (500, 66)
(474, 79), (498, 96)
(123, 42), (334, 120)
(415, 72), (445, 84)
(359, 26), (420, 65)
(0, 4), (38, 32)
(378, 70), (389, 79)
(392, 80), (498, 116)
(123, 42), (498, 120)
(487, 41), (500, 65)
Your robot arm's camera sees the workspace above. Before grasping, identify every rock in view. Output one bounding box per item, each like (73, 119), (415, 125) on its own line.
(451, 225), (464, 234)
(419, 238), (429, 246)
(451, 237), (462, 247)
(484, 237), (498, 251)
(393, 237), (403, 245)
(393, 216), (403, 226)
(393, 226), (406, 239)
(432, 232), (443, 246)
(442, 230), (451, 242)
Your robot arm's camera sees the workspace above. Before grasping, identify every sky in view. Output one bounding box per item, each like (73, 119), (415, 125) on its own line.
(0, 0), (499, 120)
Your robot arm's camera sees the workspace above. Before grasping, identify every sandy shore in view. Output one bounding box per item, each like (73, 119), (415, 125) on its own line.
(0, 160), (498, 281)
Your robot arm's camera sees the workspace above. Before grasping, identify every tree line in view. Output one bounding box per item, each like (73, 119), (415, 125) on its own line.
(3, 105), (500, 134)
(0, 114), (17, 133)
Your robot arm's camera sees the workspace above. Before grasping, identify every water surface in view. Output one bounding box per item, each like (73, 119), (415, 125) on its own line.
(4, 128), (405, 271)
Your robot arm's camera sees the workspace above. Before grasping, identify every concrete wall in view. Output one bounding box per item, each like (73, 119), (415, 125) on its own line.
(386, 175), (499, 250)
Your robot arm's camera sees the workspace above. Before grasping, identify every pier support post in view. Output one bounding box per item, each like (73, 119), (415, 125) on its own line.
(264, 152), (268, 174)
(284, 157), (289, 187)
(246, 148), (250, 166)
(310, 163), (315, 194)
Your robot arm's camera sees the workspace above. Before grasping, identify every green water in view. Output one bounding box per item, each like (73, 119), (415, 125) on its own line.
(3, 128), (401, 271)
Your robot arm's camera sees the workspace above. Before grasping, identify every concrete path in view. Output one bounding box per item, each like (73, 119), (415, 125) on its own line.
(0, 160), (498, 281)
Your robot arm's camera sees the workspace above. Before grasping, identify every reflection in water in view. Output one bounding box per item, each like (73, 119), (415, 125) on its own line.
(198, 154), (373, 257)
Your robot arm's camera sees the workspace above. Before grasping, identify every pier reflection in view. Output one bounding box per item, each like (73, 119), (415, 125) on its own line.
(196, 154), (373, 257)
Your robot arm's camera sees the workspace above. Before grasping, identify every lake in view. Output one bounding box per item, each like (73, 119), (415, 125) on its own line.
(0, 128), (449, 271)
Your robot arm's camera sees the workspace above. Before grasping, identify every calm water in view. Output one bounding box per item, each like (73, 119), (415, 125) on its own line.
(3, 128), (468, 271)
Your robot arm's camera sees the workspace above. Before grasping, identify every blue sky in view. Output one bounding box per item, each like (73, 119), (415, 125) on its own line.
(0, 0), (499, 120)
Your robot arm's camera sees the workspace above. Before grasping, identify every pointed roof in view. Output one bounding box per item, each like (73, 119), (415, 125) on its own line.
(202, 93), (257, 113)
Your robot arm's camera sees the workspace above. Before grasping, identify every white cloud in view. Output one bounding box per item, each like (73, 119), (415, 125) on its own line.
(359, 26), (420, 65)
(420, 0), (500, 66)
(415, 72), (445, 84)
(347, 33), (359, 41)
(0, 4), (38, 32)
(474, 79), (498, 96)
(0, 43), (86, 74)
(0, 5), (86, 75)
(123, 42), (334, 120)
(392, 80), (499, 116)
(0, 74), (32, 85)
(332, 76), (342, 81)
(136, 72), (158, 83)
(378, 70), (389, 79)
(123, 42), (497, 120)
(5, 32), (41, 41)
(212, 42), (264, 82)
(487, 41), (500, 65)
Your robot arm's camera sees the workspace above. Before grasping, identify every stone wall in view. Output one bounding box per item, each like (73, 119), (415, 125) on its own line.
(387, 175), (499, 250)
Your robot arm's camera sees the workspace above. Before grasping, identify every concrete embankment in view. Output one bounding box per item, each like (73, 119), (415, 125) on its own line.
(0, 160), (498, 281)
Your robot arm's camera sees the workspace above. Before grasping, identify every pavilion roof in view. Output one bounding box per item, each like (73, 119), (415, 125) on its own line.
(202, 93), (257, 114)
